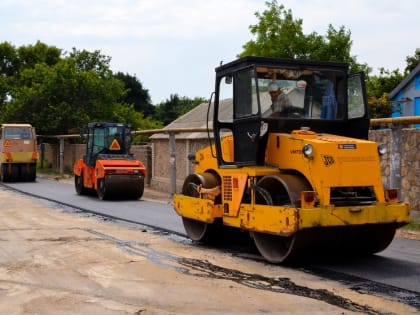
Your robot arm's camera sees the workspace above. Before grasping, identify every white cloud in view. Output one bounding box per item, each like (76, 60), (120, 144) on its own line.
(0, 0), (418, 103)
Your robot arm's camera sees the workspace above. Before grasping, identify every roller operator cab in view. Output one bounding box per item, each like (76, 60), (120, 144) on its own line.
(73, 122), (146, 200)
(0, 124), (38, 182)
(173, 56), (410, 263)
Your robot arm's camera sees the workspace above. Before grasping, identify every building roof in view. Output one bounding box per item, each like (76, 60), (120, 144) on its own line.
(1, 123), (33, 128)
(389, 64), (420, 100)
(151, 98), (233, 140)
(150, 89), (274, 140)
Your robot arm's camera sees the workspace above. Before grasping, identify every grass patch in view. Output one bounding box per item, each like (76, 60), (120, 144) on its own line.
(37, 166), (60, 175)
(402, 221), (420, 231)
(37, 165), (72, 178)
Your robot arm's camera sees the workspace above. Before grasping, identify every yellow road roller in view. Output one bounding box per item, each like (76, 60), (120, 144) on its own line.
(173, 56), (410, 263)
(0, 123), (38, 182)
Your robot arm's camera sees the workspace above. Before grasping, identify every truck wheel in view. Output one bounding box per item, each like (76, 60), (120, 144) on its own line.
(11, 164), (19, 182)
(28, 164), (36, 181)
(252, 175), (309, 263)
(181, 173), (220, 243)
(131, 176), (144, 199)
(335, 224), (397, 256)
(75, 175), (87, 195)
(97, 178), (107, 200)
(1, 164), (9, 182)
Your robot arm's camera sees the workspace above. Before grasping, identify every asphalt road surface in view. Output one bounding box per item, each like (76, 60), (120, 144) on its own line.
(3, 177), (420, 301)
(4, 177), (184, 235)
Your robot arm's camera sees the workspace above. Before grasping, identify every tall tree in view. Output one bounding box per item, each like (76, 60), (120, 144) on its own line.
(0, 42), (19, 77)
(68, 48), (111, 76)
(240, 1), (420, 117)
(0, 42), (17, 104)
(17, 41), (61, 70)
(0, 42), (162, 134)
(405, 48), (420, 74)
(114, 72), (155, 117)
(1, 45), (129, 134)
(3, 57), (128, 135)
(154, 94), (206, 126)
(0, 41), (62, 106)
(365, 47), (420, 118)
(239, 0), (365, 71)
(240, 1), (305, 59)
(366, 68), (404, 99)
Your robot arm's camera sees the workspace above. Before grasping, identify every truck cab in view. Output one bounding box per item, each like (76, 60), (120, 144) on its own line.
(213, 57), (369, 167)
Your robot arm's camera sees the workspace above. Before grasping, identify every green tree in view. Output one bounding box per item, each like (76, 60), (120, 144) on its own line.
(0, 41), (62, 106)
(366, 68), (404, 99)
(239, 0), (365, 71)
(1, 46), (135, 134)
(368, 94), (394, 119)
(0, 42), (17, 104)
(1, 41), (207, 132)
(240, 1), (305, 59)
(240, 1), (420, 118)
(405, 48), (420, 74)
(154, 94), (206, 126)
(0, 42), (161, 134)
(0, 42), (19, 76)
(3, 57), (128, 135)
(114, 72), (155, 117)
(17, 41), (61, 70)
(365, 66), (405, 119)
(68, 47), (111, 76)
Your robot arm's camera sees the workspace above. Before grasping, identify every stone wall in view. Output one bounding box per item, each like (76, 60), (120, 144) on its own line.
(150, 138), (209, 192)
(401, 129), (419, 212)
(369, 128), (419, 213)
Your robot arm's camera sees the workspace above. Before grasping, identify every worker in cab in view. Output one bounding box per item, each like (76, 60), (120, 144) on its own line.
(268, 82), (291, 116)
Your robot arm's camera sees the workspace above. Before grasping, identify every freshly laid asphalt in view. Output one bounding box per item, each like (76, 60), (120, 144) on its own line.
(4, 177), (185, 235)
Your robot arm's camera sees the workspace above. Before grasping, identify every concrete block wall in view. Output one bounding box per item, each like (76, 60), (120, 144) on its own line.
(369, 128), (419, 213)
(150, 138), (209, 193)
(401, 129), (419, 212)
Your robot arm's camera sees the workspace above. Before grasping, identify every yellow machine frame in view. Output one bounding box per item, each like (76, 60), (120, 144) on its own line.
(174, 133), (409, 237)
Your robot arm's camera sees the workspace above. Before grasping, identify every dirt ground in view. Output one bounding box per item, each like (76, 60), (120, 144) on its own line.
(0, 178), (418, 315)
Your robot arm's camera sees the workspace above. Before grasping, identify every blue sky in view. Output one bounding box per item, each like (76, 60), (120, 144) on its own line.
(1, 0), (418, 104)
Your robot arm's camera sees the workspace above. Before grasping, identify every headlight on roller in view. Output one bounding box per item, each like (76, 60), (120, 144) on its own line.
(302, 144), (313, 158)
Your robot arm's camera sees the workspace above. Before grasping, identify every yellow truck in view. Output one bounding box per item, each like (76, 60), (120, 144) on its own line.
(0, 124), (38, 182)
(173, 56), (410, 263)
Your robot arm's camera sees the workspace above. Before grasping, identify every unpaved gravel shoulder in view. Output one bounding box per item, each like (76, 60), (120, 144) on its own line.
(1, 187), (418, 315)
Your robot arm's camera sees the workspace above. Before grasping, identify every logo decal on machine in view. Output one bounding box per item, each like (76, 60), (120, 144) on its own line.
(321, 155), (335, 166)
(338, 143), (356, 149)
(290, 149), (302, 154)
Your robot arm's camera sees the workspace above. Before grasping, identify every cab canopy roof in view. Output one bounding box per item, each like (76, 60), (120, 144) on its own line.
(86, 122), (132, 128)
(215, 56), (348, 76)
(1, 123), (33, 128)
